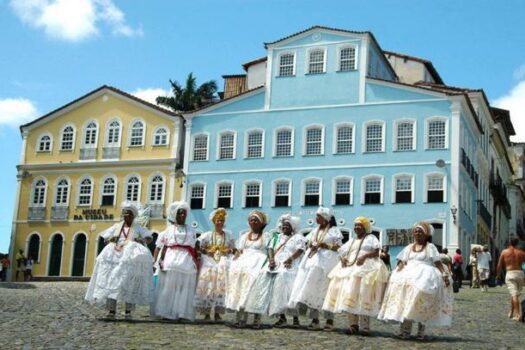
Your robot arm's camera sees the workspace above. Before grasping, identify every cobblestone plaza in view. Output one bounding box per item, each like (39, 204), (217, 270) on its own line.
(0, 282), (524, 349)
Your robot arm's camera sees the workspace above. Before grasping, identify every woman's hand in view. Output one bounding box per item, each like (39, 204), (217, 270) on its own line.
(356, 255), (366, 266)
(396, 261), (406, 272)
(443, 276), (450, 287)
(341, 257), (349, 268)
(284, 258), (292, 269)
(233, 251), (241, 260)
(269, 258), (276, 270)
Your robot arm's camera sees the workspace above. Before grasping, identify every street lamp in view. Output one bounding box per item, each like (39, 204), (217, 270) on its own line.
(450, 205), (458, 224)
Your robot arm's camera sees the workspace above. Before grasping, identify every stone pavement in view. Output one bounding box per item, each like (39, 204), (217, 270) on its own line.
(0, 282), (524, 349)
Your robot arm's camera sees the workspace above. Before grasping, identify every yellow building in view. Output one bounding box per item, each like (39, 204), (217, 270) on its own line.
(9, 86), (183, 280)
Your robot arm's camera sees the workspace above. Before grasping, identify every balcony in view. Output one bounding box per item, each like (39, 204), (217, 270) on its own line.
(80, 148), (96, 160)
(102, 147), (120, 160)
(461, 148), (478, 188)
(149, 204), (165, 219)
(51, 206), (69, 221)
(489, 173), (507, 204)
(28, 207), (46, 221)
(477, 201), (492, 229)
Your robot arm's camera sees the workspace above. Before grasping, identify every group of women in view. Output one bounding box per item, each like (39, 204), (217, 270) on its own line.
(85, 201), (453, 340)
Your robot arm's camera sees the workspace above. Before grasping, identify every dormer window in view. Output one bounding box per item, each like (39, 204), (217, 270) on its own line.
(339, 46), (357, 71)
(279, 53), (295, 77)
(308, 48), (325, 74)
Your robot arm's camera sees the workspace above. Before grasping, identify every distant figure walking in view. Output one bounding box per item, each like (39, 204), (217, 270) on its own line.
(477, 246), (492, 292)
(497, 238), (525, 321)
(452, 249), (464, 289)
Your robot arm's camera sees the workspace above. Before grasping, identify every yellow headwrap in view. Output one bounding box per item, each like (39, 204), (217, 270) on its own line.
(210, 208), (227, 224)
(354, 216), (371, 234)
(413, 221), (434, 236)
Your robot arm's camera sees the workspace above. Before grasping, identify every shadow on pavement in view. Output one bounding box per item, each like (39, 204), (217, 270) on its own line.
(0, 282), (37, 289)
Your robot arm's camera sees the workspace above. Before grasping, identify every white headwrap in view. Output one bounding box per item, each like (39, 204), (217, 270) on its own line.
(121, 200), (139, 217)
(277, 213), (300, 234)
(248, 210), (269, 227)
(413, 221), (434, 236)
(167, 201), (190, 223)
(316, 206), (333, 223)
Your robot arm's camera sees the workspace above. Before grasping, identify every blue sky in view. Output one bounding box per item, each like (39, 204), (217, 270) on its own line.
(1, 0), (524, 252)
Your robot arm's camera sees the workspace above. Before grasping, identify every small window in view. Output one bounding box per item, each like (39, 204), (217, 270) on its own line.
(279, 53), (295, 77)
(365, 123), (383, 153)
(335, 124), (353, 154)
(126, 176), (140, 202)
(305, 126), (323, 156)
(304, 179), (320, 206)
(60, 126), (75, 151)
(219, 132), (235, 160)
(38, 135), (52, 152)
(153, 127), (168, 146)
(78, 178), (93, 206)
(339, 46), (356, 71)
(427, 175), (444, 202)
(394, 176), (413, 203)
(32, 179), (47, 206)
(275, 128), (293, 157)
(274, 180), (290, 207)
(364, 177), (382, 204)
(308, 48), (325, 74)
(246, 130), (263, 158)
(130, 121), (145, 146)
(149, 175), (164, 203)
(427, 119), (446, 149)
(101, 177), (116, 206)
(334, 178), (352, 205)
(193, 134), (208, 161)
(55, 179), (69, 206)
(217, 183), (233, 208)
(83, 122), (98, 147)
(395, 121), (414, 151)
(106, 120), (121, 146)
(190, 184), (205, 209)
(244, 182), (261, 208)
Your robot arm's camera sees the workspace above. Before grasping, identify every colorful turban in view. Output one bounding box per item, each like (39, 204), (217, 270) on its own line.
(277, 213), (300, 234)
(413, 221), (434, 236)
(121, 200), (139, 217)
(248, 210), (268, 226)
(316, 206), (333, 223)
(167, 201), (190, 223)
(209, 208), (227, 224)
(354, 216), (372, 234)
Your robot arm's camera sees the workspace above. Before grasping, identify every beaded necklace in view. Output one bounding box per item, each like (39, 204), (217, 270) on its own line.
(344, 234), (368, 267)
(173, 225), (188, 245)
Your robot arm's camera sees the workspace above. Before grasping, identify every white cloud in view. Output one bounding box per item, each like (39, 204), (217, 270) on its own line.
(131, 88), (171, 107)
(0, 98), (39, 128)
(493, 80), (525, 142)
(513, 65), (525, 81)
(9, 0), (142, 42)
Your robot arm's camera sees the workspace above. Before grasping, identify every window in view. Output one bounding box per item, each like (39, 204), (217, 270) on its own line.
(334, 177), (352, 205)
(274, 128), (293, 157)
(279, 53), (295, 77)
(55, 178), (69, 206)
(246, 130), (264, 158)
(363, 176), (382, 204)
(364, 122), (384, 152)
(38, 135), (52, 152)
(216, 182), (233, 208)
(149, 175), (164, 203)
(427, 119), (447, 149)
(101, 177), (116, 206)
(339, 46), (357, 71)
(129, 120), (145, 146)
(27, 233), (41, 261)
(305, 126), (323, 156)
(190, 184), (205, 209)
(303, 179), (321, 206)
(32, 178), (47, 206)
(427, 174), (445, 203)
(394, 175), (413, 203)
(335, 124), (354, 154)
(126, 176), (140, 202)
(78, 178), (93, 206)
(106, 120), (121, 146)
(60, 125), (75, 151)
(192, 134), (208, 161)
(308, 48), (325, 74)
(395, 120), (415, 151)
(153, 127), (169, 146)
(218, 131), (235, 160)
(83, 121), (98, 147)
(244, 181), (261, 208)
(273, 180), (291, 207)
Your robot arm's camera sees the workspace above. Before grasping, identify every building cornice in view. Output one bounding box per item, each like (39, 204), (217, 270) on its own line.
(18, 158), (177, 171)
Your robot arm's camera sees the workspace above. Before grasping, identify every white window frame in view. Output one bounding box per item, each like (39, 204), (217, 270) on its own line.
(332, 176), (353, 205)
(25, 232), (42, 264)
(54, 177), (71, 206)
(277, 51), (296, 77)
(306, 47), (326, 74)
(361, 174), (384, 204)
(337, 44), (358, 72)
(333, 122), (355, 154)
(391, 173), (415, 204)
(362, 120), (385, 153)
(128, 118), (146, 147)
(82, 120), (99, 148)
(215, 180), (234, 209)
(393, 119), (416, 151)
(191, 132), (210, 161)
(37, 133), (53, 153)
(124, 174), (141, 203)
(77, 176), (94, 207)
(303, 124), (325, 156)
(152, 125), (170, 146)
(272, 178), (292, 207)
(242, 180), (262, 208)
(244, 128), (265, 159)
(273, 126), (295, 157)
(424, 172), (447, 203)
(69, 231), (88, 277)
(60, 124), (76, 151)
(148, 173), (165, 204)
(301, 177), (322, 206)
(217, 130), (237, 160)
(425, 116), (449, 150)
(99, 175), (117, 206)
(189, 182), (207, 209)
(104, 118), (122, 147)
(31, 177), (48, 207)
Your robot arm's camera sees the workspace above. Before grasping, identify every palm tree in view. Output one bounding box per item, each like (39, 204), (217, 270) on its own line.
(156, 73), (218, 112)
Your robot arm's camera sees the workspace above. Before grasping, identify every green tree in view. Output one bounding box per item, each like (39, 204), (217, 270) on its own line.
(156, 73), (218, 112)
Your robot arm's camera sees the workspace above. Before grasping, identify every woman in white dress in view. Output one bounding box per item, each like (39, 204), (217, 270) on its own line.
(245, 214), (306, 328)
(323, 216), (389, 335)
(85, 201), (153, 320)
(151, 202), (198, 321)
(226, 210), (271, 328)
(378, 222), (453, 340)
(288, 207), (343, 330)
(194, 208), (236, 321)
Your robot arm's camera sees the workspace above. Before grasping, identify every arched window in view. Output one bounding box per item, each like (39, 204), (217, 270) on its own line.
(192, 134), (209, 161)
(83, 121), (98, 147)
(245, 129), (264, 158)
(216, 181), (233, 208)
(426, 118), (448, 149)
(101, 176), (116, 206)
(218, 131), (236, 160)
(278, 52), (295, 77)
(153, 126), (169, 146)
(78, 178), (93, 206)
(304, 125), (324, 156)
(333, 176), (352, 205)
(105, 120), (121, 146)
(308, 48), (326, 74)
(393, 174), (415, 203)
(48, 233), (63, 276)
(425, 173), (446, 202)
(149, 175), (164, 203)
(32, 178), (47, 206)
(273, 179), (291, 207)
(334, 123), (354, 154)
(338, 45), (357, 71)
(27, 233), (41, 261)
(274, 127), (294, 157)
(71, 233), (87, 277)
(97, 236), (106, 256)
(55, 178), (69, 206)
(243, 180), (262, 208)
(190, 183), (206, 209)
(37, 134), (52, 152)
(364, 121), (385, 153)
(129, 120), (145, 146)
(394, 120), (416, 151)
(126, 175), (140, 202)
(60, 125), (75, 151)
(362, 175), (383, 204)
(302, 178), (322, 206)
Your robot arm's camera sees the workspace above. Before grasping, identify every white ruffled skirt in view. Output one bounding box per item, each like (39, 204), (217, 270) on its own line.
(194, 255), (231, 314)
(85, 241), (153, 306)
(151, 267), (197, 320)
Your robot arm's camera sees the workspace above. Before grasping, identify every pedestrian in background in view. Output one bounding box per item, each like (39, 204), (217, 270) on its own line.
(24, 256), (34, 281)
(469, 247), (480, 288)
(380, 246), (391, 272)
(452, 249), (464, 289)
(439, 248), (452, 274)
(497, 238), (525, 321)
(0, 255), (9, 281)
(477, 245), (492, 292)
(15, 249), (26, 282)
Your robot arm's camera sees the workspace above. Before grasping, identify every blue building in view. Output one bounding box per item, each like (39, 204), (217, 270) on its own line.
(182, 26), (490, 257)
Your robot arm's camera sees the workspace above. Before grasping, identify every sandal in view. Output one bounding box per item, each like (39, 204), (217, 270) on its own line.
(292, 317), (300, 328)
(308, 319), (321, 331)
(274, 316), (287, 327)
(323, 319), (334, 331)
(203, 314), (211, 321)
(346, 324), (359, 335)
(214, 313), (222, 322)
